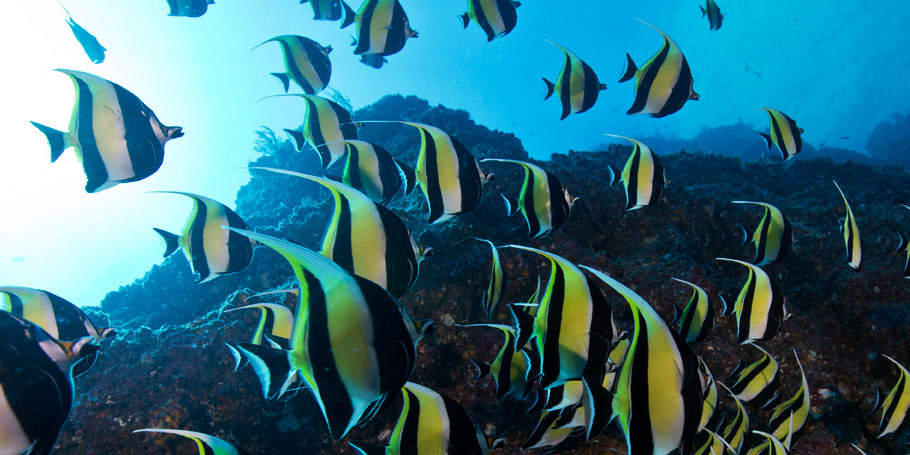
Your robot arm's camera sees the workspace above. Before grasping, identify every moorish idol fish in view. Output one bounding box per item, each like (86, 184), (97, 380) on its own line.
(58, 1), (106, 64)
(898, 204), (910, 278)
(716, 258), (786, 344)
(224, 228), (427, 439)
(769, 351), (810, 448)
(254, 35), (332, 95)
(276, 94), (358, 169)
(874, 355), (910, 438)
(462, 311), (538, 401)
(152, 192), (256, 284)
(461, 0), (521, 42)
(166, 0), (215, 17)
(670, 278), (715, 344)
(482, 158), (577, 238)
(700, 0), (724, 31)
(692, 429), (735, 455)
(225, 302), (294, 370)
(504, 247), (613, 389)
(725, 343), (780, 407)
(833, 180), (862, 270)
(301, 0), (356, 28)
(0, 286), (115, 378)
(697, 357), (719, 432)
(619, 20), (699, 118)
(759, 108), (804, 161)
(745, 429), (791, 455)
(541, 40), (606, 120)
(335, 139), (407, 204)
(251, 169), (428, 298)
(353, 0), (418, 68)
(133, 429), (253, 455)
(470, 238), (505, 320)
(31, 69), (184, 193)
(718, 381), (750, 454)
(523, 378), (612, 453)
(610, 134), (667, 211)
(733, 201), (793, 266)
(0, 311), (96, 455)
(349, 382), (496, 455)
(581, 266), (703, 455)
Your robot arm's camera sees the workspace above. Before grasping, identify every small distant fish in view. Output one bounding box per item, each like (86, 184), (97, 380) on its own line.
(31, 70), (184, 193)
(224, 228), (428, 439)
(471, 238), (505, 320)
(0, 286), (115, 378)
(276, 94), (358, 169)
(700, 0), (724, 31)
(250, 169), (429, 298)
(582, 267), (702, 455)
(873, 355), (910, 439)
(58, 1), (106, 63)
(670, 278), (715, 344)
(619, 20), (699, 118)
(733, 201), (793, 266)
(133, 429), (253, 455)
(769, 351), (810, 449)
(725, 342), (780, 406)
(718, 382), (750, 454)
(166, 0), (215, 17)
(10, 256), (24, 263)
(353, 0), (417, 68)
(759, 108), (804, 161)
(483, 158), (577, 237)
(334, 139), (407, 204)
(897, 204), (910, 278)
(611, 134), (667, 211)
(254, 35), (332, 95)
(225, 302), (294, 370)
(717, 258), (787, 344)
(541, 40), (606, 120)
(461, 0), (521, 42)
(833, 180), (862, 270)
(349, 382), (496, 455)
(152, 192), (256, 284)
(301, 0), (355, 27)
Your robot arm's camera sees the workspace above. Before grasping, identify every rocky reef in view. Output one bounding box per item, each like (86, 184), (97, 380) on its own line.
(62, 95), (910, 454)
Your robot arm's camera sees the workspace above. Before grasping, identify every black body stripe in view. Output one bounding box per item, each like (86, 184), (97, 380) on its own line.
(305, 98), (330, 167)
(45, 291), (89, 340)
(383, 1), (409, 55)
(672, 325), (703, 453)
(6, 292), (24, 316)
(523, 411), (562, 448)
(648, 153), (665, 206)
(281, 40), (315, 95)
(523, 169), (541, 236)
(201, 441), (215, 455)
(627, 41), (670, 115)
(679, 293), (697, 340)
(354, 0), (379, 54)
(262, 308), (276, 339)
(737, 273), (756, 343)
(329, 100), (358, 140)
(422, 130), (445, 223)
(453, 137), (483, 215)
(111, 82), (165, 182)
(472, 0), (495, 41)
(332, 196), (355, 272)
(540, 266), (566, 387)
(498, 0), (519, 34)
(754, 211), (772, 264)
(625, 147), (642, 210)
(374, 143), (401, 203)
(496, 332), (516, 398)
(346, 144), (364, 191)
(762, 280), (785, 341)
(628, 311), (654, 455)
(769, 114), (788, 160)
(557, 54), (573, 119)
(224, 207), (254, 273)
(579, 61), (602, 113)
(785, 114), (802, 155)
(442, 394), (485, 454)
(546, 172), (571, 231)
(376, 204), (419, 297)
(778, 217), (793, 262)
(187, 198), (211, 281)
(730, 355), (769, 395)
(583, 275), (612, 381)
(654, 54), (694, 118)
(399, 389), (421, 453)
(882, 374), (906, 432)
(73, 77), (108, 192)
(355, 275), (415, 392)
(304, 39), (332, 91)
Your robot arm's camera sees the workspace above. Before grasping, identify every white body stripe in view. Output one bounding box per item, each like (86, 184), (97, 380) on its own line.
(0, 384), (31, 455)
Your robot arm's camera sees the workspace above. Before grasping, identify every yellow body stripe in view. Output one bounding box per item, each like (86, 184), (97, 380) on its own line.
(878, 355), (910, 437)
(0, 288), (59, 338)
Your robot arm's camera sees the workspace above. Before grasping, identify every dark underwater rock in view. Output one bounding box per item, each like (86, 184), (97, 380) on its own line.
(65, 95), (910, 454)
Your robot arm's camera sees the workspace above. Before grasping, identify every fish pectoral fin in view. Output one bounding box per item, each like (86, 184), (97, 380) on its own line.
(618, 53), (638, 83)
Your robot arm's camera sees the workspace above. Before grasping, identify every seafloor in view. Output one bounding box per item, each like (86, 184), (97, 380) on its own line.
(61, 95), (910, 454)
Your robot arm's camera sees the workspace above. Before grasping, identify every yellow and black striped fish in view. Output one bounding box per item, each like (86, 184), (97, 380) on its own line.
(277, 94), (358, 169)
(717, 258), (786, 344)
(166, 0), (214, 17)
(541, 40), (606, 120)
(336, 139), (407, 204)
(225, 228), (428, 439)
(769, 351), (810, 449)
(619, 20), (698, 118)
(300, 0), (355, 28)
(505, 247), (613, 389)
(472, 238), (505, 320)
(353, 0), (418, 68)
(745, 429), (791, 455)
(612, 135), (667, 211)
(461, 0), (521, 42)
(700, 0), (724, 31)
(692, 429), (735, 455)
(349, 382), (495, 455)
(718, 382), (750, 454)
(523, 378), (612, 452)
(733, 201), (793, 266)
(873, 355), (910, 439)
(252, 169), (428, 298)
(483, 159), (576, 238)
(833, 180), (862, 270)
(152, 192), (256, 284)
(0, 286), (114, 378)
(725, 343), (780, 407)
(670, 278), (715, 344)
(462, 312), (539, 401)
(582, 267), (703, 455)
(31, 69), (184, 193)
(133, 429), (253, 455)
(59, 1), (106, 64)
(225, 302), (293, 348)
(255, 35), (332, 95)
(759, 108), (804, 161)
(897, 204), (910, 278)
(697, 357), (719, 431)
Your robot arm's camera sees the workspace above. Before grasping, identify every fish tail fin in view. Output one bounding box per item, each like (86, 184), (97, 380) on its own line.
(30, 121), (67, 162)
(542, 78), (555, 100)
(226, 342), (295, 400)
(738, 223), (750, 246)
(153, 228), (180, 258)
(460, 12), (471, 29)
(270, 73), (291, 93)
(759, 132), (773, 149)
(348, 441), (386, 455)
(619, 53), (638, 83)
(470, 359), (492, 379)
(395, 159), (417, 195)
(340, 1), (355, 28)
(700, 5), (706, 16)
(501, 193), (520, 216)
(896, 231), (908, 252)
(225, 343), (248, 372)
(283, 128), (307, 151)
